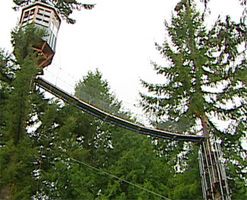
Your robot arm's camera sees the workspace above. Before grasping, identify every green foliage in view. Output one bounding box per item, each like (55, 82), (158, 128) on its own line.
(141, 0), (246, 198)
(1, 43), (203, 200)
(75, 69), (123, 115)
(2, 1), (245, 199)
(141, 0), (246, 135)
(0, 25), (43, 198)
(0, 50), (16, 143)
(1, 15), (204, 200)
(102, 136), (172, 200)
(0, 140), (38, 199)
(4, 24), (44, 145)
(12, 24), (46, 63)
(74, 69), (127, 168)
(35, 69), (201, 200)
(167, 146), (202, 200)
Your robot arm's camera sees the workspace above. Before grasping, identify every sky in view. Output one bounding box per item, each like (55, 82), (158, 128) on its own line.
(0, 0), (244, 121)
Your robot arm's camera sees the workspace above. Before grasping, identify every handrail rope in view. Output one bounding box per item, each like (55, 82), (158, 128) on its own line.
(45, 69), (139, 108)
(43, 69), (142, 113)
(41, 73), (153, 128)
(44, 69), (75, 92)
(69, 157), (172, 200)
(35, 77), (205, 142)
(45, 69), (189, 131)
(42, 70), (201, 133)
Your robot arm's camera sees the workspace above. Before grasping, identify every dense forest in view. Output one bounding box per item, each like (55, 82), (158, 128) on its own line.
(0, 0), (246, 199)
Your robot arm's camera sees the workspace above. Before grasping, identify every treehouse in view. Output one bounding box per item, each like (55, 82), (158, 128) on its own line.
(19, 0), (61, 68)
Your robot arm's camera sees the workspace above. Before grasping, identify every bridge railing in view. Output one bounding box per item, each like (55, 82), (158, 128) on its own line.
(35, 76), (205, 143)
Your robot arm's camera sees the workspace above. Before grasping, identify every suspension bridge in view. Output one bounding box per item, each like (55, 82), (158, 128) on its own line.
(16, 1), (232, 199)
(35, 76), (205, 143)
(34, 76), (231, 200)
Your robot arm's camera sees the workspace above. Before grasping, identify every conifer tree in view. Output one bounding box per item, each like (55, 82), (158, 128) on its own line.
(74, 69), (126, 167)
(73, 69), (202, 199)
(75, 69), (122, 115)
(0, 25), (44, 199)
(29, 69), (125, 198)
(140, 0), (246, 198)
(0, 50), (16, 144)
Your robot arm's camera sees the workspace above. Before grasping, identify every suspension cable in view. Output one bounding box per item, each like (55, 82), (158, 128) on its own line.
(69, 157), (172, 200)
(35, 77), (205, 142)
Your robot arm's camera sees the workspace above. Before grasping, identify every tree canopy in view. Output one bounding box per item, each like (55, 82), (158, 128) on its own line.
(0, 24), (203, 198)
(1, 0), (246, 199)
(141, 0), (246, 198)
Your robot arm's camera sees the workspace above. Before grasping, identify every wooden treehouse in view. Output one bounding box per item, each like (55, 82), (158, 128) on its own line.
(19, 0), (61, 68)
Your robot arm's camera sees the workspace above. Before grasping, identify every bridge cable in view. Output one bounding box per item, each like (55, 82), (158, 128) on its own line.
(69, 157), (172, 200)
(35, 77), (204, 142)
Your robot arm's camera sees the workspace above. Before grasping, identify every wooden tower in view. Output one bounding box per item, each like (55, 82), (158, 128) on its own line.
(19, 0), (61, 68)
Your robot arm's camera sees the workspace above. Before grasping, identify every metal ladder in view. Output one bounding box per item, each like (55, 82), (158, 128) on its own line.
(199, 137), (231, 200)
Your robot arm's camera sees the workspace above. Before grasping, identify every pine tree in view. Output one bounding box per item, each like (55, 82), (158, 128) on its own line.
(73, 69), (201, 199)
(167, 146), (202, 199)
(75, 69), (122, 116)
(31, 69), (127, 198)
(74, 69), (129, 168)
(0, 25), (45, 199)
(140, 0), (246, 198)
(0, 50), (16, 144)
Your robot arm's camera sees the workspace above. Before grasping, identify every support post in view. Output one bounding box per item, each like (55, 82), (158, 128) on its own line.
(199, 137), (231, 200)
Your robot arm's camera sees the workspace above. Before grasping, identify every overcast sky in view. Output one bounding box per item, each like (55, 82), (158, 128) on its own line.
(0, 0), (243, 120)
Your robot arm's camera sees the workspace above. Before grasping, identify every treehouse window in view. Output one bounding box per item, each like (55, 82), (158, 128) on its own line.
(30, 9), (35, 15)
(24, 11), (29, 18)
(38, 8), (44, 14)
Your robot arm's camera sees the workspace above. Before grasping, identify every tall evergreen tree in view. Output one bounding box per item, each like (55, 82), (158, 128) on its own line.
(140, 0), (246, 198)
(73, 69), (202, 199)
(30, 69), (125, 198)
(75, 69), (123, 116)
(0, 25), (45, 199)
(0, 50), (16, 144)
(74, 69), (130, 168)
